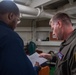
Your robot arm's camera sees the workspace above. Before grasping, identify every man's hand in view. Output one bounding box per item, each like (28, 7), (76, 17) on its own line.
(39, 53), (52, 60)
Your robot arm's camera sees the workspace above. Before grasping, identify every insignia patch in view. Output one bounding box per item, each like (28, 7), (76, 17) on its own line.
(57, 52), (64, 60)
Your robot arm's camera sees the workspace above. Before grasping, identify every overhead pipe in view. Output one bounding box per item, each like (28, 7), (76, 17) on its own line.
(16, 3), (40, 16)
(57, 1), (76, 14)
(16, 3), (53, 19)
(20, 12), (53, 19)
(20, 14), (37, 19)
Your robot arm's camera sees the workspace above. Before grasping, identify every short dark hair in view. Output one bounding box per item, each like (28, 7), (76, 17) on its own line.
(52, 12), (72, 25)
(0, 1), (19, 15)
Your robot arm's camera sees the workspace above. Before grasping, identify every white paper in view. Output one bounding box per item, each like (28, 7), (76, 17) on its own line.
(27, 52), (47, 66)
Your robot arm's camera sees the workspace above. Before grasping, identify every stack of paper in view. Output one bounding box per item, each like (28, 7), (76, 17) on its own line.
(27, 52), (47, 66)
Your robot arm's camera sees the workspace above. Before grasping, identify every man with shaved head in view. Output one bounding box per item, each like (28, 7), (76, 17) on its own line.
(0, 1), (36, 75)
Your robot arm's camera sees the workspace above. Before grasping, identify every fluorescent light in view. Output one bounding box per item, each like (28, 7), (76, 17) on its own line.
(2, 0), (14, 1)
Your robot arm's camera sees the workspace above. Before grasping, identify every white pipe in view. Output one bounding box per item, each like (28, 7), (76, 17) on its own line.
(16, 3), (39, 16)
(16, 3), (53, 19)
(20, 14), (37, 19)
(20, 12), (53, 19)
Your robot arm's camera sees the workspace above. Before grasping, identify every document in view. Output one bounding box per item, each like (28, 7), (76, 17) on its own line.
(27, 52), (47, 66)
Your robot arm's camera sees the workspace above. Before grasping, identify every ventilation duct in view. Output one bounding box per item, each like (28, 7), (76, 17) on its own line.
(16, 3), (53, 19)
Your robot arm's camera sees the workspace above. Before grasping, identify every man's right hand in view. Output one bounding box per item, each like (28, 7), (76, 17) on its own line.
(39, 53), (52, 60)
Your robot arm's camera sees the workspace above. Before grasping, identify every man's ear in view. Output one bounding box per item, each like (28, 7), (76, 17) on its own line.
(57, 20), (62, 28)
(8, 13), (14, 20)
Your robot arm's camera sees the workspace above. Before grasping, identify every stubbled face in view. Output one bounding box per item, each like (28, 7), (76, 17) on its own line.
(49, 19), (63, 40)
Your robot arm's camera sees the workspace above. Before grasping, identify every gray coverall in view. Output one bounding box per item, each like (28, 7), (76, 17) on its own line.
(55, 29), (76, 75)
